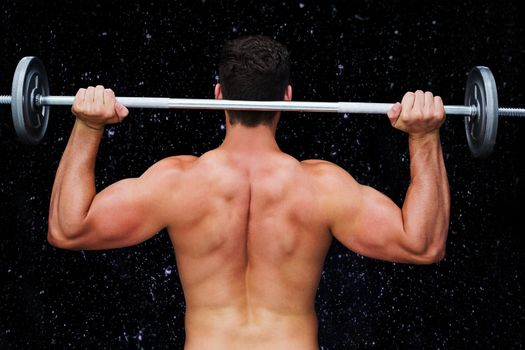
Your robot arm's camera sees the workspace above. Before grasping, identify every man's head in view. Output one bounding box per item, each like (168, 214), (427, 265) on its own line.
(217, 35), (291, 127)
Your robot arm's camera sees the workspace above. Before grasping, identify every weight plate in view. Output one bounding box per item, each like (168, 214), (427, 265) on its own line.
(464, 66), (498, 158)
(11, 56), (50, 145)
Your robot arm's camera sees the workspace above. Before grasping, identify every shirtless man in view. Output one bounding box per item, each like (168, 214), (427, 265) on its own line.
(47, 35), (449, 349)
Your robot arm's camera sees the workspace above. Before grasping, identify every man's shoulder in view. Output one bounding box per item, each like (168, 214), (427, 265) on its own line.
(300, 159), (357, 189)
(161, 155), (199, 167)
(300, 159), (344, 175)
(142, 155), (199, 179)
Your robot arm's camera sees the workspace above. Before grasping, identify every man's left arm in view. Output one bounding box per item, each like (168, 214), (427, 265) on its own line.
(48, 85), (168, 250)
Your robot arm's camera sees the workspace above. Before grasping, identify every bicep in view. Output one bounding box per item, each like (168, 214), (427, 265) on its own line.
(326, 169), (417, 263)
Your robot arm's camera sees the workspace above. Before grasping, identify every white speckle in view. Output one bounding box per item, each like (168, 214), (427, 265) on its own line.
(137, 329), (144, 341)
(220, 124), (225, 130)
(337, 63), (344, 75)
(164, 266), (172, 276)
(354, 14), (369, 21)
(299, 3), (304, 8)
(145, 33), (152, 39)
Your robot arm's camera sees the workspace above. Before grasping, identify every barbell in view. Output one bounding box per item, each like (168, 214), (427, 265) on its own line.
(1, 56), (524, 157)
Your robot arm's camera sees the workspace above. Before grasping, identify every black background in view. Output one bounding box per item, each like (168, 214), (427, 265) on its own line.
(1, 0), (524, 348)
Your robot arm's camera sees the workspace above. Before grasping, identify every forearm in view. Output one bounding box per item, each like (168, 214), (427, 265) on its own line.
(401, 132), (450, 256)
(49, 120), (104, 239)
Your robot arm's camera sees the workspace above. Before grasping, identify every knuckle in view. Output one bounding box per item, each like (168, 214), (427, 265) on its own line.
(405, 91), (415, 97)
(411, 109), (423, 120)
(93, 106), (102, 115)
(402, 92), (414, 101)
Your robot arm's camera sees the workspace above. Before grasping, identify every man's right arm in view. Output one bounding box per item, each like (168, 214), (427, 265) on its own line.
(316, 90), (450, 264)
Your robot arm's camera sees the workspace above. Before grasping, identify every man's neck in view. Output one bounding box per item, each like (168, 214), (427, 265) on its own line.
(220, 123), (280, 154)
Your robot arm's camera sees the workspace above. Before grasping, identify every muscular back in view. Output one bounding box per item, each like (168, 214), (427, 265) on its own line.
(165, 149), (332, 348)
(50, 82), (448, 349)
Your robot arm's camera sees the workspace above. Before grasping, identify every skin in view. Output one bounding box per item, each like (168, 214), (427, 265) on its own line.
(48, 84), (449, 349)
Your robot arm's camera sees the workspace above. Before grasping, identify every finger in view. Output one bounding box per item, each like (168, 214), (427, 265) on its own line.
(387, 102), (402, 125)
(74, 88), (86, 105)
(434, 96), (444, 113)
(72, 88), (86, 114)
(104, 88), (115, 103)
(104, 89), (115, 113)
(95, 85), (105, 105)
(424, 91), (434, 119)
(77, 88), (86, 100)
(85, 86), (95, 103)
(105, 89), (126, 121)
(401, 91), (415, 107)
(400, 92), (415, 118)
(115, 101), (129, 121)
(413, 90), (425, 112)
(434, 95), (445, 122)
(424, 91), (434, 109)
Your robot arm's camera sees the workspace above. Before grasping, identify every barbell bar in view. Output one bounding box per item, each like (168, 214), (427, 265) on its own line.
(1, 57), (524, 157)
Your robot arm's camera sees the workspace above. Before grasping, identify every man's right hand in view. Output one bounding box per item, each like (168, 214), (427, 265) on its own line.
(387, 90), (445, 138)
(71, 85), (129, 131)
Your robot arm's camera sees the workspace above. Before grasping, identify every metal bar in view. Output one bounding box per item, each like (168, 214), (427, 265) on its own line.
(40, 96), (171, 109)
(498, 108), (525, 117)
(37, 95), (476, 116)
(0, 95), (11, 104)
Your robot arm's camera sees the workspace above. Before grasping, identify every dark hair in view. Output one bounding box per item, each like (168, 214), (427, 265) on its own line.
(218, 35), (290, 127)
